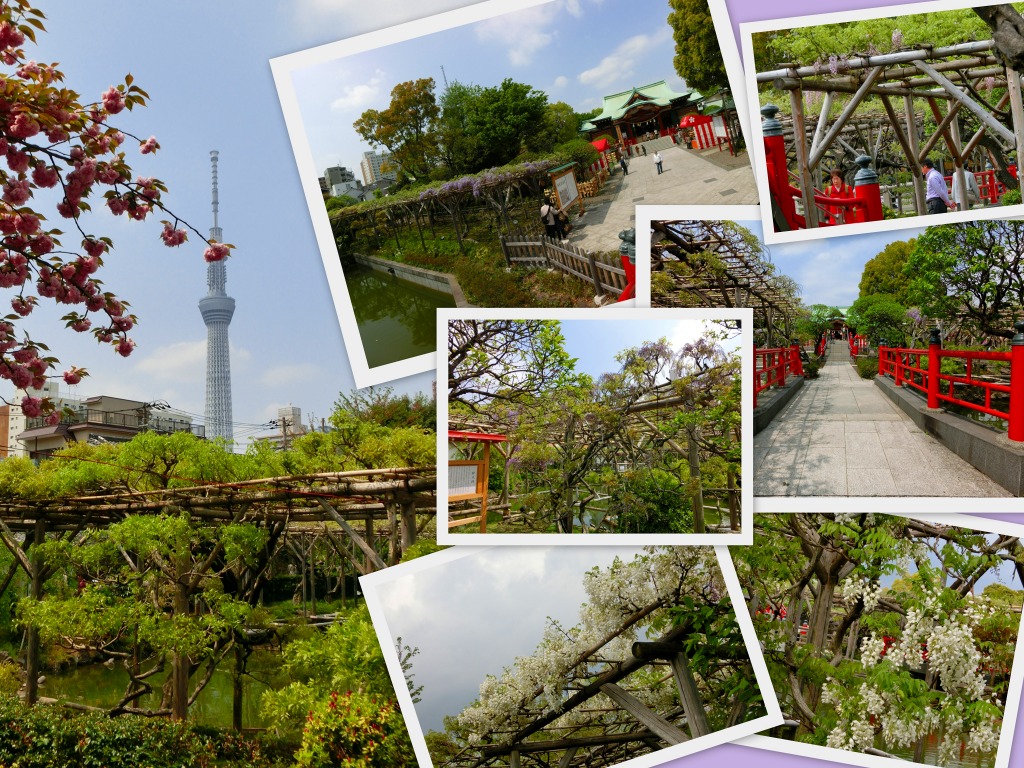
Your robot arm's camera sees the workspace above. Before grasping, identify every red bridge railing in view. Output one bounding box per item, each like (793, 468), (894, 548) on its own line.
(878, 325), (1024, 441)
(755, 342), (805, 407)
(850, 334), (869, 356)
(944, 165), (1017, 206)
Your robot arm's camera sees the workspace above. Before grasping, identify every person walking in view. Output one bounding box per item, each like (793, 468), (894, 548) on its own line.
(951, 166), (980, 211)
(540, 198), (560, 239)
(653, 151), (663, 174)
(619, 154), (629, 176)
(922, 158), (954, 214)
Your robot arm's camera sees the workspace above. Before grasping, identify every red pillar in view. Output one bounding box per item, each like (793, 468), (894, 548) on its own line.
(790, 340), (804, 377)
(927, 328), (942, 410)
(761, 105), (796, 229)
(853, 154), (883, 222)
(1009, 321), (1024, 442)
(617, 254), (636, 302)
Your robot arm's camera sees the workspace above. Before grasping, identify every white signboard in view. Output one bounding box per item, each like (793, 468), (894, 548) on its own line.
(449, 463), (479, 497)
(553, 168), (579, 210)
(712, 114), (728, 138)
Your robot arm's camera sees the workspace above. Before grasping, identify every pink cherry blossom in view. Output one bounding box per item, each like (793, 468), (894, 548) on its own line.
(11, 367), (32, 389)
(161, 221), (187, 246)
(204, 242), (230, 262)
(20, 395), (42, 418)
(31, 163), (59, 188)
(106, 196), (127, 216)
(6, 149), (30, 173)
(140, 136), (159, 154)
(9, 113), (39, 139)
(44, 411), (60, 426)
(63, 367), (84, 385)
(101, 86), (125, 114)
(3, 179), (30, 205)
(11, 296), (33, 316)
(116, 338), (135, 357)
(70, 318), (91, 332)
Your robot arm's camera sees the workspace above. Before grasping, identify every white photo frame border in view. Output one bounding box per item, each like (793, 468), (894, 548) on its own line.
(737, 511), (1024, 768)
(269, 0), (555, 389)
(635, 204), (1024, 513)
(361, 544), (784, 768)
(735, 0), (1024, 246)
(437, 305), (754, 545)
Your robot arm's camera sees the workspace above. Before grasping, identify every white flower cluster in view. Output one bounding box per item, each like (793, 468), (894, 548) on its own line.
(842, 576), (883, 612)
(455, 547), (721, 742)
(825, 585), (1002, 761)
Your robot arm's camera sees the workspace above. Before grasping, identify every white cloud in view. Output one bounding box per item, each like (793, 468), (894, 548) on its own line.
(474, 4), (558, 66)
(259, 363), (323, 390)
(553, 75), (568, 89)
(330, 70), (386, 112)
(577, 28), (673, 86)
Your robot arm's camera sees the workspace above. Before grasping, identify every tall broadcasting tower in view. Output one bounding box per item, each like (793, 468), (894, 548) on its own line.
(198, 151), (234, 444)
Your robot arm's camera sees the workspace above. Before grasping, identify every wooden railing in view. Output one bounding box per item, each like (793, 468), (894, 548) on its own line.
(850, 334), (869, 356)
(499, 230), (631, 299)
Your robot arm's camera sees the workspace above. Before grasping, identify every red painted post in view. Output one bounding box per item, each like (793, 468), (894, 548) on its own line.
(853, 155), (883, 222)
(927, 328), (942, 410)
(878, 346), (886, 378)
(790, 340), (804, 376)
(1009, 321), (1024, 442)
(617, 253), (636, 301)
(761, 105), (797, 230)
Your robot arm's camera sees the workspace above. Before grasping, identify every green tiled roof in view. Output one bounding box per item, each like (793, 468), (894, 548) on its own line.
(580, 80), (699, 131)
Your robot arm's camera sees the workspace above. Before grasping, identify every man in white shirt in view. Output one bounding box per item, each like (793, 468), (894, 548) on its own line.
(922, 158), (954, 214)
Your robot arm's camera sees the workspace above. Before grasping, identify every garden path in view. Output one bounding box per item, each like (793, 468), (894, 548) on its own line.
(753, 339), (1011, 497)
(564, 144), (757, 254)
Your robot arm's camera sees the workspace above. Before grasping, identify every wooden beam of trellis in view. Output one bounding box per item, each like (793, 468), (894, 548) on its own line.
(316, 499), (387, 571)
(913, 59), (1015, 145)
(599, 683), (689, 745)
(807, 66), (885, 171)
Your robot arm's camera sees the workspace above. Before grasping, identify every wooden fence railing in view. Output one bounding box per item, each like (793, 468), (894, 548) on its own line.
(499, 230), (629, 298)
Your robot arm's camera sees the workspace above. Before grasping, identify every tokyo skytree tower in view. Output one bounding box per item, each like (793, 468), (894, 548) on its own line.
(198, 150), (234, 444)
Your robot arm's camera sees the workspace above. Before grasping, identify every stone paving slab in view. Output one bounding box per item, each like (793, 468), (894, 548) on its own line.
(565, 145), (757, 255)
(754, 340), (1012, 497)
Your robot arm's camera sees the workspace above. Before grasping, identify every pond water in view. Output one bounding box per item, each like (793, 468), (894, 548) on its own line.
(345, 265), (456, 368)
(41, 650), (287, 728)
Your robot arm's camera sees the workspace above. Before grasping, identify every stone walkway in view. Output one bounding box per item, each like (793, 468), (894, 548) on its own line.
(565, 144), (757, 253)
(754, 341), (1011, 497)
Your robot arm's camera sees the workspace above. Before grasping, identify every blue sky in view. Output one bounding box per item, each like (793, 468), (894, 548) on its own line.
(0, 1), (486, 443)
(288, 0), (689, 176)
(732, 220), (925, 309)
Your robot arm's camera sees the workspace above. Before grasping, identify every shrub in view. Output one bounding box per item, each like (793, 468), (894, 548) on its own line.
(610, 469), (693, 533)
(293, 691), (415, 768)
(0, 697), (291, 767)
(856, 356), (879, 379)
(1001, 188), (1022, 206)
(803, 359), (821, 379)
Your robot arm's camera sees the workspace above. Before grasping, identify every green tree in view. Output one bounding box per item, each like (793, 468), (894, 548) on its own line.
(353, 78), (440, 183)
(326, 195), (358, 212)
(465, 78), (548, 168)
(846, 293), (908, 344)
(435, 80), (485, 176)
(527, 101), (582, 153)
(858, 239), (914, 303)
(447, 319), (582, 409)
(906, 221), (1024, 340)
(668, 0), (728, 93)
(795, 304), (844, 342)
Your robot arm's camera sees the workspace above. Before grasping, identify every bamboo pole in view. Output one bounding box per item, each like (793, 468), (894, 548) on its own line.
(757, 40), (995, 81)
(903, 94), (927, 214)
(789, 87), (819, 227)
(917, 100), (962, 160)
(926, 98), (963, 165)
(913, 59), (1015, 145)
(809, 91), (833, 159)
(1006, 66), (1024, 168)
(807, 66), (885, 171)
